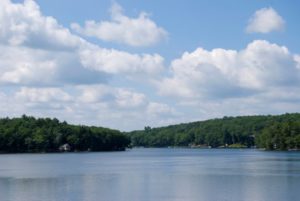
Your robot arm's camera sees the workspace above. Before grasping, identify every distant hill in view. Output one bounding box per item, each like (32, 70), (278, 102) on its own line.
(0, 115), (130, 153)
(128, 113), (300, 150)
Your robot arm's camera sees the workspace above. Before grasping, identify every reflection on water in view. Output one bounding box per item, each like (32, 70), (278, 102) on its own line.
(0, 149), (300, 201)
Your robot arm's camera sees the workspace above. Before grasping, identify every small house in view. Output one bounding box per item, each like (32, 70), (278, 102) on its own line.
(59, 143), (71, 152)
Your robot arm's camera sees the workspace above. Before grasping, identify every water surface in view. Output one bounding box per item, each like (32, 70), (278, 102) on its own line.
(0, 148), (299, 201)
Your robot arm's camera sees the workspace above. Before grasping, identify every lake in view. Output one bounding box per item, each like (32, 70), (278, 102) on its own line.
(0, 148), (299, 201)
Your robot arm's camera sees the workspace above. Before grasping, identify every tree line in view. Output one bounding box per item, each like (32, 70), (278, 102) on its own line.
(128, 113), (300, 150)
(0, 115), (130, 153)
(1, 114), (300, 153)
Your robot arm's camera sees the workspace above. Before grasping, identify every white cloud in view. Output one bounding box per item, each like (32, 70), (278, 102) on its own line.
(0, 45), (109, 86)
(0, 0), (174, 130)
(246, 7), (285, 33)
(0, 0), (104, 86)
(79, 44), (164, 75)
(294, 55), (300, 69)
(1, 0), (300, 131)
(0, 0), (165, 86)
(73, 85), (180, 130)
(71, 2), (167, 47)
(0, 0), (83, 50)
(146, 102), (177, 117)
(115, 88), (147, 109)
(158, 40), (300, 100)
(77, 85), (112, 103)
(77, 85), (147, 109)
(239, 40), (296, 87)
(15, 87), (72, 103)
(0, 45), (57, 85)
(0, 84), (179, 131)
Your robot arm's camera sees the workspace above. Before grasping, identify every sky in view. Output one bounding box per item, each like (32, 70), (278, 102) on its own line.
(1, 0), (300, 131)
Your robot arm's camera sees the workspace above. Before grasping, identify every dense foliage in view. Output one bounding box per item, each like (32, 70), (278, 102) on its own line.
(1, 114), (300, 153)
(0, 115), (130, 153)
(128, 113), (300, 150)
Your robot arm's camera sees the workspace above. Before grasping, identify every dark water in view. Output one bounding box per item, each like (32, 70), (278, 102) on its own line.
(0, 148), (300, 201)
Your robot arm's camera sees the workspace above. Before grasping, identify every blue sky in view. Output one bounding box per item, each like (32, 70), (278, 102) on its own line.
(33, 0), (300, 51)
(1, 0), (300, 130)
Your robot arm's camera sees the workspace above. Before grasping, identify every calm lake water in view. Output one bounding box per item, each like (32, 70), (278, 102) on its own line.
(0, 148), (300, 201)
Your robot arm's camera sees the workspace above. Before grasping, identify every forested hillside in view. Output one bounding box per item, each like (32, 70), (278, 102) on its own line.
(0, 115), (130, 153)
(128, 113), (300, 150)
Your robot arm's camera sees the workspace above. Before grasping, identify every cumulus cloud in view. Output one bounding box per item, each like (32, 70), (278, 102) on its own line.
(0, 0), (105, 86)
(0, 0), (165, 86)
(0, 85), (179, 131)
(0, 0), (174, 130)
(158, 40), (300, 100)
(0, 46), (56, 85)
(77, 85), (147, 109)
(1, 0), (300, 131)
(0, 0), (110, 86)
(0, 45), (109, 86)
(15, 87), (72, 103)
(0, 0), (83, 50)
(79, 44), (164, 75)
(294, 55), (300, 69)
(74, 85), (180, 130)
(146, 102), (177, 118)
(246, 7), (285, 33)
(71, 2), (167, 47)
(115, 89), (147, 109)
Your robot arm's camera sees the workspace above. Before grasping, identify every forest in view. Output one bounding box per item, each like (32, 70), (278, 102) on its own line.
(0, 115), (130, 153)
(1, 114), (300, 153)
(128, 113), (300, 150)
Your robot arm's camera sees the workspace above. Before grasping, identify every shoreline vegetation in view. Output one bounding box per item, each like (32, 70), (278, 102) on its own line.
(0, 115), (130, 153)
(0, 113), (300, 153)
(128, 113), (300, 151)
